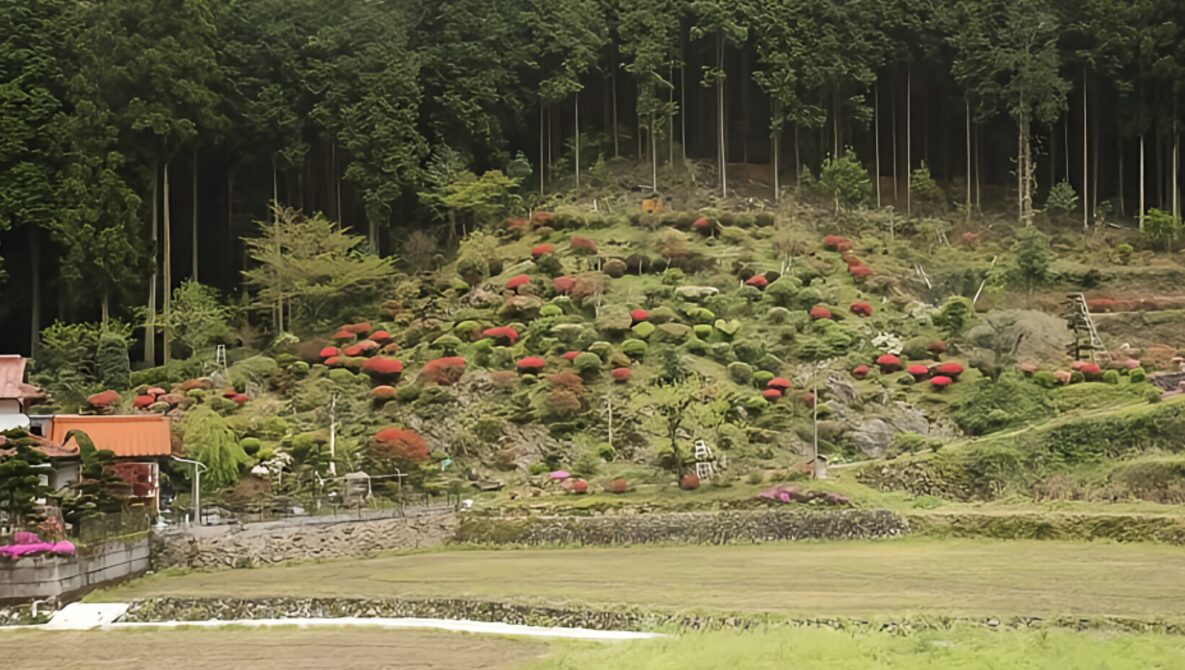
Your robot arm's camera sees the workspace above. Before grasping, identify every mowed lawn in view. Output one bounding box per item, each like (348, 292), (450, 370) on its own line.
(99, 538), (1185, 619)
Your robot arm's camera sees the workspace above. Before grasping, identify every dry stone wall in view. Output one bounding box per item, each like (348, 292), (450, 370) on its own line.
(152, 511), (458, 570)
(455, 509), (909, 546)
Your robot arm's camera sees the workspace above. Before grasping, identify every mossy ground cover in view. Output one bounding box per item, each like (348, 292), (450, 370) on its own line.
(97, 538), (1185, 620)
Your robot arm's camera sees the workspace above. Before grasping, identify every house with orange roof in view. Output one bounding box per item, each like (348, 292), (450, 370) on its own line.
(0, 355), (47, 432)
(46, 415), (175, 511)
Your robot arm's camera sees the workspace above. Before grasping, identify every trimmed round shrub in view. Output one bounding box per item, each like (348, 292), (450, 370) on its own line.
(432, 334), (463, 353)
(608, 478), (629, 494)
(573, 352), (602, 373)
(876, 353), (901, 373)
(823, 234), (853, 252)
(849, 301), (873, 317)
(569, 236), (597, 254)
(932, 362), (965, 379)
(767, 376), (791, 391)
(603, 258), (627, 278)
(727, 361), (754, 384)
(762, 388), (783, 401)
(1130, 367), (1148, 383)
(362, 357), (404, 384)
(692, 324), (714, 340)
(930, 375), (953, 391)
(625, 254), (652, 274)
(87, 389), (120, 408)
(852, 364), (871, 379)
(630, 308), (650, 323)
(553, 276), (575, 293)
(621, 339), (649, 360)
(133, 395), (154, 409)
(679, 473), (701, 490)
(1103, 370), (1121, 384)
(331, 328), (355, 341)
(539, 304), (564, 318)
(370, 428), (430, 463)
(849, 265), (872, 282)
(753, 370), (775, 387)
(907, 364), (929, 380)
(928, 341), (948, 355)
(745, 275), (769, 289)
(516, 356), (547, 373)
(319, 346), (340, 359)
(809, 305), (832, 320)
(570, 479), (589, 494)
(420, 357), (467, 385)
(531, 243), (556, 258)
(482, 326), (519, 345)
(632, 321), (656, 339)
(506, 274), (532, 292)
(1033, 371), (1056, 388)
(371, 385), (398, 402)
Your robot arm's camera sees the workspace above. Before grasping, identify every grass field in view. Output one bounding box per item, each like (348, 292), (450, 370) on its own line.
(530, 627), (1185, 670)
(98, 538), (1185, 619)
(0, 628), (544, 670)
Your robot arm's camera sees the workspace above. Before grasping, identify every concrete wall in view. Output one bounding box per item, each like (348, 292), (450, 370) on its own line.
(0, 537), (150, 603)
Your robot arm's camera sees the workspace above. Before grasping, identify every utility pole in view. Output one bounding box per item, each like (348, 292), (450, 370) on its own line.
(172, 456), (207, 526)
(329, 394), (338, 477)
(812, 363), (819, 478)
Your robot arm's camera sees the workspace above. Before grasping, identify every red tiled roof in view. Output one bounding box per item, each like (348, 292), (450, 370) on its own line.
(0, 355), (47, 403)
(0, 433), (79, 459)
(50, 415), (174, 459)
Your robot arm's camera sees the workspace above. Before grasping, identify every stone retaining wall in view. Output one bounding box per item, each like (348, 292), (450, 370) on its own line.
(152, 510), (458, 570)
(121, 597), (1185, 636)
(454, 509), (909, 546)
(0, 537), (149, 604)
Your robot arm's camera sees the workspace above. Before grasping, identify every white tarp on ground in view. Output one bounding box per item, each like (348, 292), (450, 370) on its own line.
(42, 602), (129, 630)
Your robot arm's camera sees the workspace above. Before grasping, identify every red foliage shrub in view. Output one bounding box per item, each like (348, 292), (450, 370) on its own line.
(553, 276), (575, 293)
(611, 367), (632, 383)
(762, 388), (783, 401)
(562, 351), (580, 361)
(767, 377), (792, 390)
(1086, 298), (1120, 313)
(843, 254), (864, 267)
(570, 479), (589, 494)
(1078, 361), (1102, 377)
(961, 231), (981, 248)
(569, 236), (597, 254)
(324, 356), (342, 367)
(346, 322), (372, 335)
(809, 305), (832, 320)
(482, 326), (519, 345)
(547, 372), (585, 392)
(319, 346), (340, 359)
(490, 370), (519, 389)
(876, 353), (901, 373)
(1122, 358), (1141, 370)
(544, 389), (582, 416)
(506, 274), (532, 291)
(679, 473), (701, 490)
(420, 356), (467, 385)
(133, 395), (155, 409)
(506, 217), (529, 234)
(222, 389), (238, 399)
(692, 217), (713, 235)
(933, 362), (964, 379)
(231, 393), (250, 406)
(531, 211), (553, 226)
(608, 478), (629, 494)
(852, 364), (871, 379)
(516, 356), (547, 373)
(907, 364), (930, 380)
(331, 328), (355, 341)
(1054, 370), (1072, 385)
(927, 341), (948, 355)
(823, 234), (851, 252)
(371, 386), (398, 401)
(370, 330), (392, 344)
(630, 308), (650, 323)
(800, 392), (816, 407)
(362, 357), (404, 380)
(370, 428), (430, 463)
(929, 375), (953, 390)
(146, 386), (167, 397)
(342, 343), (365, 357)
(1018, 362), (1039, 375)
(849, 265), (872, 281)
(849, 301), (873, 317)
(531, 243), (556, 259)
(745, 275), (769, 289)
(355, 339), (380, 355)
(87, 390), (120, 408)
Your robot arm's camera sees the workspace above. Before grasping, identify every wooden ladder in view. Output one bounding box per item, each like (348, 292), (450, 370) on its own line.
(1066, 293), (1111, 363)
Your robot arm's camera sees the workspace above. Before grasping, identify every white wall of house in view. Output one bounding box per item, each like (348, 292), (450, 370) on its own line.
(0, 398), (29, 431)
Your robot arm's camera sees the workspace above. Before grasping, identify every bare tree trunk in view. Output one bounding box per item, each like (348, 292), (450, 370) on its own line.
(891, 85), (899, 205)
(1064, 110), (1070, 180)
(145, 165), (158, 365)
(975, 125), (983, 213)
(611, 49), (619, 158)
(906, 64), (912, 215)
(272, 158), (283, 334)
(965, 98), (972, 224)
(30, 229), (40, 357)
(874, 86), (881, 208)
(539, 102), (545, 195)
(1140, 133), (1146, 231)
(574, 92), (581, 188)
(651, 114), (658, 190)
(163, 161), (173, 364)
(1083, 69), (1089, 231)
(668, 61), (675, 165)
(1118, 136), (1125, 217)
(716, 32), (727, 199)
(1017, 116), (1025, 224)
(1174, 126), (1181, 224)
(333, 143), (342, 223)
(1050, 116), (1057, 183)
(680, 48), (687, 163)
(793, 124), (800, 187)
(192, 149), (199, 280)
(831, 90), (840, 158)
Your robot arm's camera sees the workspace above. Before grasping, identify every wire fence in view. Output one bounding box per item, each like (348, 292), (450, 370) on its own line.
(160, 490), (463, 530)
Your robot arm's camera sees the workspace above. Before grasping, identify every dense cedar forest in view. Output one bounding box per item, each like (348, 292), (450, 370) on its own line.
(1, 0), (1183, 357)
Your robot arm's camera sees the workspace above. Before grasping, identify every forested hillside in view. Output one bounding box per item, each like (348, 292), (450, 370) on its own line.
(1, 0), (1183, 357)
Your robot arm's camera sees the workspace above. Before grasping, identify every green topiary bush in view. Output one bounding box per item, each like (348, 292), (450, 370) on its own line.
(621, 339), (648, 360)
(727, 361), (754, 384)
(96, 331), (131, 391)
(632, 321), (657, 339)
(951, 373), (1053, 436)
(1103, 370), (1120, 384)
(573, 352), (602, 373)
(1130, 368), (1147, 383)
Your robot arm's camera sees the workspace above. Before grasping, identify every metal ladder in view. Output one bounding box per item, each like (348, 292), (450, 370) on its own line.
(1066, 293), (1111, 363)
